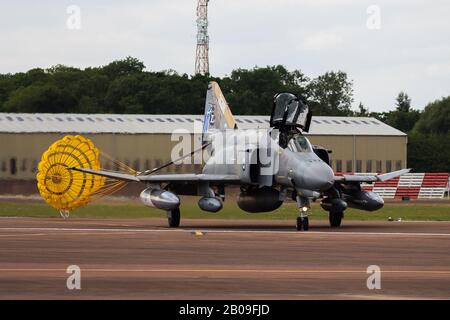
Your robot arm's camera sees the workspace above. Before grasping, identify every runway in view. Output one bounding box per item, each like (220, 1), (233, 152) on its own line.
(0, 218), (449, 299)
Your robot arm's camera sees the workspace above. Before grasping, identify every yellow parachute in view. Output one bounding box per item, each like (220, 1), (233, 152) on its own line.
(36, 135), (105, 214)
(37, 134), (138, 218)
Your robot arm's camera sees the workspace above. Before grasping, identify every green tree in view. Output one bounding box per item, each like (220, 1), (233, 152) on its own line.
(384, 110), (421, 133)
(413, 96), (450, 135)
(395, 91), (411, 112)
(383, 92), (420, 133)
(356, 102), (369, 116)
(3, 84), (77, 113)
(25, 68), (50, 84)
(408, 132), (450, 172)
(307, 71), (354, 116)
(78, 96), (102, 113)
(407, 96), (450, 171)
(105, 74), (146, 113)
(101, 57), (146, 79)
(219, 65), (310, 115)
(0, 58), (354, 116)
(0, 74), (12, 109)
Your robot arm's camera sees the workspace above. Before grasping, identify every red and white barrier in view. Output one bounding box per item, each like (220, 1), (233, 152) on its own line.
(338, 172), (450, 199)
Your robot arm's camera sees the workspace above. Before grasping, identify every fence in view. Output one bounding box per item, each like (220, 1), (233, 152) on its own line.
(338, 172), (450, 199)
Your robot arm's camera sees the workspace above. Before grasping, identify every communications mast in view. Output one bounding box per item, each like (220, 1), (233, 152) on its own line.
(195, 0), (210, 75)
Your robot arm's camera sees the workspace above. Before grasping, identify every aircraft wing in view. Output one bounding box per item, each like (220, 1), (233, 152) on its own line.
(69, 167), (240, 184)
(334, 169), (411, 183)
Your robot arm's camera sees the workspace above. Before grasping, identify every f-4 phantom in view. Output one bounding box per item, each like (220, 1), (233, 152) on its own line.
(59, 82), (409, 231)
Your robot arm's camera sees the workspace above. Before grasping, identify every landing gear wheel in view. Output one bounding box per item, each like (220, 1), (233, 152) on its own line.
(296, 217), (309, 231)
(329, 211), (343, 228)
(167, 208), (181, 228)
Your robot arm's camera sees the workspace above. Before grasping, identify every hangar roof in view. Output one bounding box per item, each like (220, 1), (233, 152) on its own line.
(0, 113), (406, 136)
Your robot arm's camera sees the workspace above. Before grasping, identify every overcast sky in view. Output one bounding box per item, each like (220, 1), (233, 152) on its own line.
(1, 0), (449, 112)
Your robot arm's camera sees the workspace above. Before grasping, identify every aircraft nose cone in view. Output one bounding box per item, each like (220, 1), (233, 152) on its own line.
(303, 162), (334, 191)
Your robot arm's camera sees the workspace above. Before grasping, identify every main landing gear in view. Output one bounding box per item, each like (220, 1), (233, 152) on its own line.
(167, 208), (181, 228)
(296, 195), (310, 231)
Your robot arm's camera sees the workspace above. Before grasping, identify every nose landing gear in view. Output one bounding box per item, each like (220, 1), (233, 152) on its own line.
(296, 216), (309, 231)
(296, 195), (310, 231)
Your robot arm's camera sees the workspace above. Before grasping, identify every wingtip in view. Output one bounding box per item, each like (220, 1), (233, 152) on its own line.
(377, 168), (411, 182)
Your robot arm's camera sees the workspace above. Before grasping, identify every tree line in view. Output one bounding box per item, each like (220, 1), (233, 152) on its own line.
(0, 57), (448, 172)
(0, 57), (356, 116)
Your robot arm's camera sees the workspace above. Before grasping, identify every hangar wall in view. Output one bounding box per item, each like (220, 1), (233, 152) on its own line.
(309, 135), (407, 173)
(0, 133), (200, 181)
(0, 132), (407, 181)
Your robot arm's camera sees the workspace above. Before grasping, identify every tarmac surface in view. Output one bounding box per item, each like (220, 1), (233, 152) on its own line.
(0, 217), (449, 299)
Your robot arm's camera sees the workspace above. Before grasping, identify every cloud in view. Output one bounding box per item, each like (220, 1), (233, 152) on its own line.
(0, 0), (449, 112)
(299, 32), (343, 51)
(425, 63), (450, 78)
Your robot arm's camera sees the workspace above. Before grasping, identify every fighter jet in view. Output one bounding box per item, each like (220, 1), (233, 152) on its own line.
(71, 82), (410, 231)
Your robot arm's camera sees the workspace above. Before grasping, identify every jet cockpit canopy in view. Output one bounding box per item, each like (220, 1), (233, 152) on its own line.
(270, 93), (312, 132)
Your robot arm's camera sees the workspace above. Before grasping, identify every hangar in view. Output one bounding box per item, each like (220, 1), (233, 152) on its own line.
(0, 112), (407, 193)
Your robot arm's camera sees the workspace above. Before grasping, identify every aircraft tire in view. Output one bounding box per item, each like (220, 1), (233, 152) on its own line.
(329, 211), (343, 227)
(296, 217), (309, 231)
(168, 208), (181, 228)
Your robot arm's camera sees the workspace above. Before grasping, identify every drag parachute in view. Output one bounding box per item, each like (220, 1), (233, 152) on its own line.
(36, 135), (134, 217)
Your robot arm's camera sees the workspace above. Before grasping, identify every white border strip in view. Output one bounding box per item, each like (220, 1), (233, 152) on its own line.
(0, 227), (449, 237)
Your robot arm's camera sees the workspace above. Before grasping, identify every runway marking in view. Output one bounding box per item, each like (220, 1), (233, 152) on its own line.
(48, 232), (137, 236)
(0, 268), (449, 275)
(0, 227), (450, 238)
(0, 233), (47, 238)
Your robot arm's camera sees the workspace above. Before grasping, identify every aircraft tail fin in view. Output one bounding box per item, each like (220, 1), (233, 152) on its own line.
(202, 81), (237, 138)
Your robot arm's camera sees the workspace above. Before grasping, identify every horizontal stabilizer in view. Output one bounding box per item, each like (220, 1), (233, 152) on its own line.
(138, 173), (240, 183)
(69, 167), (140, 182)
(335, 168), (412, 183)
(377, 168), (412, 182)
(69, 167), (241, 184)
